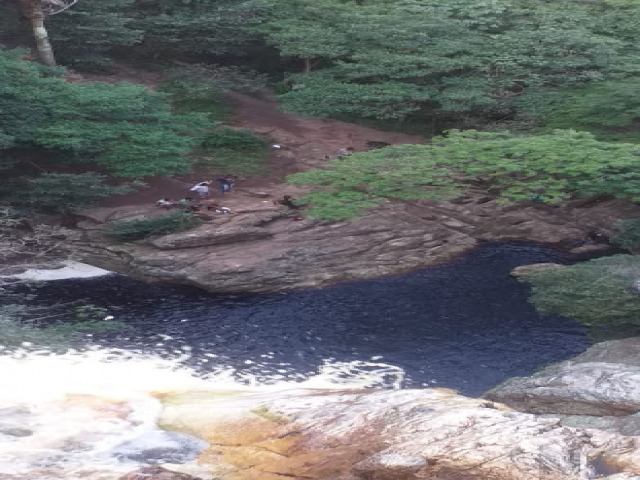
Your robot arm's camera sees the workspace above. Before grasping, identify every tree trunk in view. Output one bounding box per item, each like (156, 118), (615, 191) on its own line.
(19, 0), (56, 66)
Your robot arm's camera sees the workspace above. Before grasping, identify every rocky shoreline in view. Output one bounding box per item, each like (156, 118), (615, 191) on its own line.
(71, 193), (639, 293)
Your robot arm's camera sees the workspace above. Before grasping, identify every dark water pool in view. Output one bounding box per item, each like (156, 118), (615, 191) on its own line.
(13, 243), (589, 396)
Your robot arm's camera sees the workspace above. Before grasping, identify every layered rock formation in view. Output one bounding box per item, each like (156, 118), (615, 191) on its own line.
(485, 337), (640, 420)
(159, 386), (640, 480)
(73, 195), (639, 293)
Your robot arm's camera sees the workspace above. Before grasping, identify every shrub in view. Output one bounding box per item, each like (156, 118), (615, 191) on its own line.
(612, 218), (640, 250)
(288, 129), (640, 220)
(521, 255), (640, 328)
(105, 212), (202, 242)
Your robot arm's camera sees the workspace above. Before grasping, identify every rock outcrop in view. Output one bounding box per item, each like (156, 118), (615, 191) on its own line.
(73, 195), (639, 293)
(484, 337), (640, 417)
(159, 387), (640, 480)
(485, 338), (640, 442)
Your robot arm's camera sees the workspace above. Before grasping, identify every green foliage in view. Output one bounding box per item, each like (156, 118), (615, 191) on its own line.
(537, 79), (640, 143)
(521, 255), (640, 328)
(612, 218), (640, 250)
(129, 0), (266, 60)
(5, 173), (131, 214)
(0, 49), (212, 179)
(48, 0), (142, 71)
(260, 0), (640, 126)
(288, 129), (640, 219)
(105, 211), (202, 242)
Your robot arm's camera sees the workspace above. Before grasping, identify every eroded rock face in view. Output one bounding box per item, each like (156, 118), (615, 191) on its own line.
(484, 338), (640, 417)
(73, 195), (639, 293)
(158, 387), (640, 480)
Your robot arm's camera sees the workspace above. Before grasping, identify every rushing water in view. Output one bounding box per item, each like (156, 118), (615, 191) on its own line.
(0, 242), (592, 479)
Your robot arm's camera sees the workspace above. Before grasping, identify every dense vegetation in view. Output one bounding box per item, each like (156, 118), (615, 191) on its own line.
(521, 256), (640, 336)
(289, 129), (640, 219)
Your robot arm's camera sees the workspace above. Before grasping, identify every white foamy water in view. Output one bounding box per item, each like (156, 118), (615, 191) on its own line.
(8, 260), (111, 281)
(0, 348), (404, 479)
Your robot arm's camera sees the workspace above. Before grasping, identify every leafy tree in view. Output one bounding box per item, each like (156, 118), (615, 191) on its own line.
(47, 0), (142, 71)
(521, 255), (640, 328)
(535, 79), (640, 143)
(129, 0), (266, 60)
(288, 129), (640, 219)
(260, 0), (640, 127)
(0, 49), (212, 178)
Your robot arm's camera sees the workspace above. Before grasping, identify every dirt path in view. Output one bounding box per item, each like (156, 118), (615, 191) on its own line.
(86, 69), (426, 209)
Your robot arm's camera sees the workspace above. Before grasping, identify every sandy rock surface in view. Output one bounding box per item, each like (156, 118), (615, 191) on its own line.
(159, 387), (640, 480)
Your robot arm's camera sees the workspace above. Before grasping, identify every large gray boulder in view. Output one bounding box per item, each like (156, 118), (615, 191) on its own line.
(484, 338), (640, 417)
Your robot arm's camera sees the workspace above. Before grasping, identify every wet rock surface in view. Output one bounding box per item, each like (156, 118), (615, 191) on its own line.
(73, 196), (638, 293)
(159, 387), (640, 480)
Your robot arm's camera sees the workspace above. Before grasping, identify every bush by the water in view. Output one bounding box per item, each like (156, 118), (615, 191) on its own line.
(105, 212), (202, 242)
(613, 218), (640, 250)
(521, 255), (640, 328)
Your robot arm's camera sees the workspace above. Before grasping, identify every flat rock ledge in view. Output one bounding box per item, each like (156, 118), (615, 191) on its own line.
(158, 387), (640, 480)
(72, 195), (639, 293)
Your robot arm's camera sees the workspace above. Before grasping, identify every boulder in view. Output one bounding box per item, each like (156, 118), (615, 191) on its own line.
(484, 338), (640, 417)
(510, 262), (564, 277)
(159, 387), (640, 480)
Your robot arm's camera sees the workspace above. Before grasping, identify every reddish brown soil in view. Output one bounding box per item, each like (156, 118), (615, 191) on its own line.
(78, 68), (426, 210)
